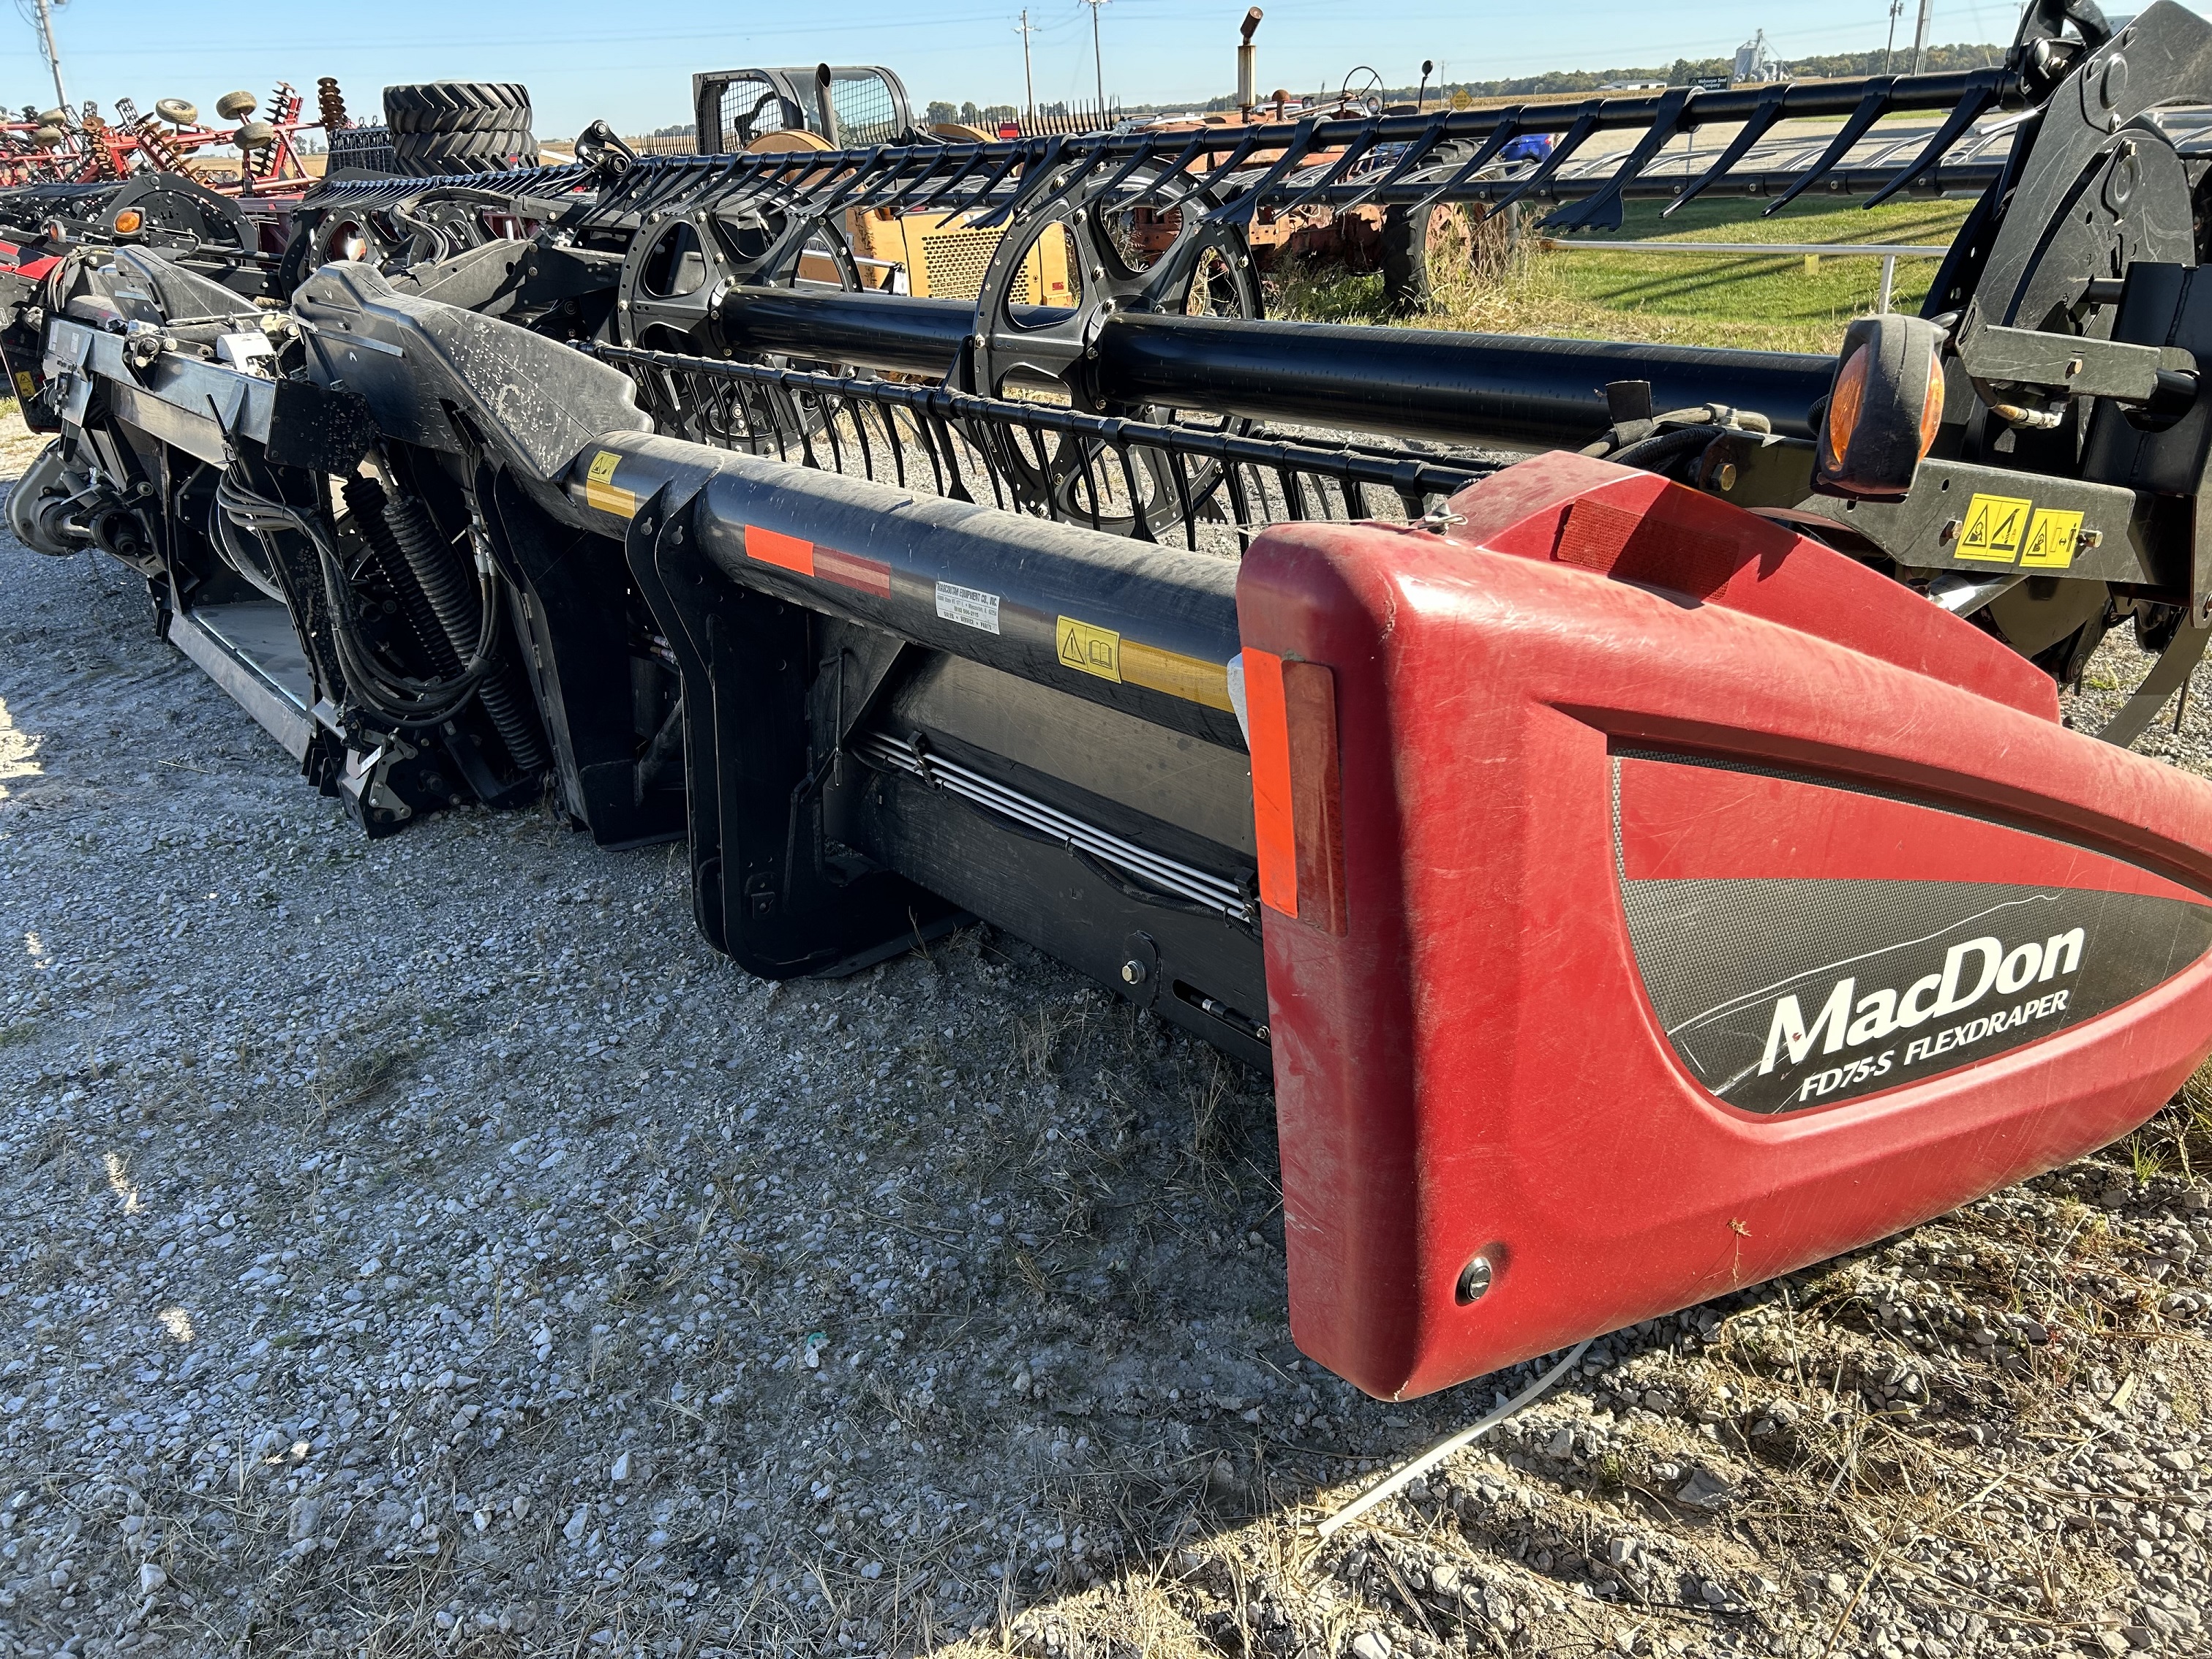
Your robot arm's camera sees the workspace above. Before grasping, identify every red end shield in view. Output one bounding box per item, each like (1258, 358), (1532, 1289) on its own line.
(1238, 453), (2212, 1400)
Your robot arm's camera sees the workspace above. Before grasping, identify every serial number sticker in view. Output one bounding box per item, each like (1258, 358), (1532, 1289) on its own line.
(1056, 615), (1121, 682)
(583, 450), (636, 518)
(1956, 492), (2032, 563)
(2019, 507), (2084, 570)
(934, 580), (1001, 635)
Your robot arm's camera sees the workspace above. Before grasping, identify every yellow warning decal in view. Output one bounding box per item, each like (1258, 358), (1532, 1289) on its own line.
(1057, 616), (1122, 682)
(1120, 640), (1234, 710)
(11, 369), (33, 402)
(2019, 508), (2084, 571)
(1956, 492), (2032, 563)
(584, 450), (636, 518)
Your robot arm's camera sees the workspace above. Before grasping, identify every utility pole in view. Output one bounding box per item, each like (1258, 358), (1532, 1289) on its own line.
(1911, 0), (1934, 75)
(1015, 10), (1037, 125)
(1884, 0), (1904, 75)
(1080, 0), (1110, 114)
(33, 0), (67, 113)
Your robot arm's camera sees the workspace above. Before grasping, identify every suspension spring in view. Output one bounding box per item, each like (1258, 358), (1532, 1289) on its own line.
(375, 481), (549, 775)
(342, 477), (456, 674)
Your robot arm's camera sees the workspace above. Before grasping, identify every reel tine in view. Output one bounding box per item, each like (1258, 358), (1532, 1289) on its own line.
(1126, 131), (1215, 210)
(854, 151), (938, 211)
(1185, 127), (1271, 206)
(1408, 108), (1526, 217)
(1544, 86), (1696, 233)
(1478, 101), (1605, 217)
(968, 133), (1069, 230)
(1336, 111), (1452, 211)
(1210, 117), (1320, 226)
(807, 146), (893, 217)
(889, 144), (985, 213)
(1663, 81), (1790, 215)
(1859, 69), (2006, 209)
(1276, 127), (1383, 215)
(1021, 135), (1120, 222)
(944, 143), (1032, 217)
(1087, 137), (1176, 213)
(1762, 78), (1895, 215)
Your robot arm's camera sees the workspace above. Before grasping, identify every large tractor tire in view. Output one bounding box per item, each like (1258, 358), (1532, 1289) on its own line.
(1380, 200), (1474, 315)
(381, 82), (535, 176)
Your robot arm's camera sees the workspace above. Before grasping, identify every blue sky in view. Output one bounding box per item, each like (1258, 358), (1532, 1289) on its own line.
(20, 0), (2205, 138)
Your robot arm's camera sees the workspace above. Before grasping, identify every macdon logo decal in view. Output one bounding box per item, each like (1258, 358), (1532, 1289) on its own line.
(1761, 928), (2081, 1105)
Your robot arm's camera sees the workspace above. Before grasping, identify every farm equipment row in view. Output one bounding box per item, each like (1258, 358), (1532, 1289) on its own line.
(11, 0), (2212, 1401)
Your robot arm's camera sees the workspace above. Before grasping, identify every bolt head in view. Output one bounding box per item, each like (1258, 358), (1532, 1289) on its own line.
(1716, 462), (1738, 492)
(1120, 959), (1147, 985)
(1456, 1255), (1493, 1304)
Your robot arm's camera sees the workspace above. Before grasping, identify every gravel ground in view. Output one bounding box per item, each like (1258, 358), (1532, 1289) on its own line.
(4, 413), (2212, 1659)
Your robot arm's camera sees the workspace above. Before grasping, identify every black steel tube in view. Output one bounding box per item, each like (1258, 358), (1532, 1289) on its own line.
(723, 286), (974, 377)
(718, 287), (1835, 447)
(1091, 315), (1835, 447)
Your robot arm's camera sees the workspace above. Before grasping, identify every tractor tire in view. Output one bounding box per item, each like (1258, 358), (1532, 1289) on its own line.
(388, 128), (538, 176)
(1380, 200), (1475, 315)
(382, 82), (530, 135)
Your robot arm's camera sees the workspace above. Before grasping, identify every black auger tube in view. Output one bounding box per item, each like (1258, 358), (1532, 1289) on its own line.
(716, 288), (1835, 448)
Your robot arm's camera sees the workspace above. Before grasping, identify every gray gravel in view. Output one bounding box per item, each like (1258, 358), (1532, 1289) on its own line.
(4, 415), (2212, 1658)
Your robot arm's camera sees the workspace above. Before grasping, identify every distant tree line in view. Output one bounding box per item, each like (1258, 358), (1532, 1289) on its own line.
(924, 99), (1027, 128)
(1407, 40), (2010, 99)
(930, 41), (2010, 121)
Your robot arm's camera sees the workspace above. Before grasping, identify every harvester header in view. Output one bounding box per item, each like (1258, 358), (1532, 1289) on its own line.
(7, 0), (2212, 1397)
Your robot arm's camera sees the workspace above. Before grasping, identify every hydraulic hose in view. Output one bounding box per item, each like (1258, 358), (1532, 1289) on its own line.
(216, 468), (493, 730)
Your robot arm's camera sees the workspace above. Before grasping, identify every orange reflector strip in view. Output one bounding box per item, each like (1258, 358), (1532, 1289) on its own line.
(1244, 650), (1346, 933)
(1246, 649), (1298, 919)
(1283, 659), (1347, 935)
(746, 526), (816, 576)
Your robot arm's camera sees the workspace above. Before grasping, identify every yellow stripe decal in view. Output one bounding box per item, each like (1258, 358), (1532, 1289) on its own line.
(584, 449), (636, 518)
(1119, 639), (1235, 710)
